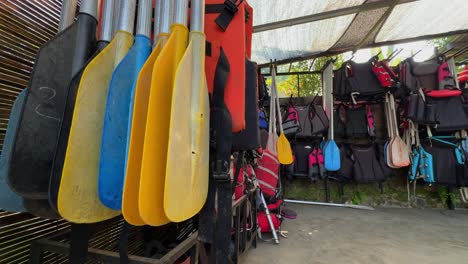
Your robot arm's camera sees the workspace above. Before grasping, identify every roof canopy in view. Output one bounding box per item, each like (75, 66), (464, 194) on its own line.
(249, 0), (468, 65)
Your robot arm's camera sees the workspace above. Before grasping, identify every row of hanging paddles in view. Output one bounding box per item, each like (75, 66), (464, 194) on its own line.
(1, 0), (210, 226)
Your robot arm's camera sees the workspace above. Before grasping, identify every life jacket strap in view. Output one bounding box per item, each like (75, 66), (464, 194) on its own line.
(206, 0), (241, 31)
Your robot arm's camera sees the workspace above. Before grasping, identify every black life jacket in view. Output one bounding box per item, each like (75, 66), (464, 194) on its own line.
(334, 61), (384, 101)
(232, 59), (261, 150)
(295, 100), (328, 138)
(410, 59), (439, 91)
(426, 94), (468, 132)
(337, 144), (353, 182)
(423, 141), (457, 186)
(291, 141), (313, 175)
(350, 144), (387, 183)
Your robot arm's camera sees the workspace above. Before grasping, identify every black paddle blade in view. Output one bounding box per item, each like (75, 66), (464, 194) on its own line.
(49, 41), (108, 211)
(8, 14), (97, 199)
(23, 198), (60, 219)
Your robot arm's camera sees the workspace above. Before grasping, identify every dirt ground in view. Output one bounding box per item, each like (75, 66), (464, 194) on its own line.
(241, 204), (468, 264)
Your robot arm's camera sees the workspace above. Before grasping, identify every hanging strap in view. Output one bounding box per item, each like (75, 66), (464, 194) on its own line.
(69, 224), (90, 264)
(198, 173), (216, 244)
(232, 152), (244, 192)
(118, 222), (130, 264)
(211, 48), (233, 264)
(199, 48), (232, 264)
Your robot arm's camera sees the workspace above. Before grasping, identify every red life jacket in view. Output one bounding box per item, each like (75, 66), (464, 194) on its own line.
(245, 1), (253, 59)
(205, 0), (249, 132)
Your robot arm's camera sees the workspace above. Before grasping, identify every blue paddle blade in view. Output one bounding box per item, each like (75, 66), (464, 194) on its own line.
(0, 89), (27, 212)
(324, 140), (340, 171)
(99, 35), (151, 209)
(409, 148), (420, 181)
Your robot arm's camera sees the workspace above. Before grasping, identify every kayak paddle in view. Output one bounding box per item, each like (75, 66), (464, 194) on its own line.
(140, 0), (189, 226)
(266, 76), (278, 154)
(164, 0), (209, 222)
(7, 0), (98, 199)
(23, 198), (60, 219)
(99, 0), (152, 210)
(323, 61), (340, 171)
(1, 0), (81, 216)
(384, 94), (397, 168)
(50, 0), (117, 212)
(271, 66), (293, 165)
(0, 89), (27, 212)
(58, 0), (136, 223)
(389, 93), (410, 167)
(123, 0), (166, 226)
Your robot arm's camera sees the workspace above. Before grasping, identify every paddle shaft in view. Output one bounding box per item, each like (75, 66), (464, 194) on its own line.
(160, 0), (173, 34)
(117, 0), (136, 33)
(268, 73), (275, 135)
(100, 0), (115, 42)
(79, 0), (99, 19)
(323, 62), (334, 140)
(174, 0), (189, 25)
(112, 0), (121, 35)
(59, 0), (78, 31)
(271, 67), (284, 134)
(390, 94), (399, 137)
(191, 0), (205, 31)
(153, 0), (163, 40)
(136, 0), (152, 37)
(385, 94), (394, 138)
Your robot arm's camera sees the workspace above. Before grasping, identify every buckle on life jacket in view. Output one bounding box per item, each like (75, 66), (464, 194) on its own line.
(215, 0), (240, 31)
(224, 0), (239, 14)
(212, 160), (231, 181)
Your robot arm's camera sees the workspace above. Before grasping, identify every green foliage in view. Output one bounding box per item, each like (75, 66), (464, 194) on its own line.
(352, 191), (368, 205)
(272, 55), (345, 97)
(437, 186), (457, 208)
(432, 37), (450, 48)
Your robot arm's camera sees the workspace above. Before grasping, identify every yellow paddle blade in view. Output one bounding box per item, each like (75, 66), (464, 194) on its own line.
(277, 133), (293, 165)
(139, 24), (188, 226)
(58, 31), (133, 223)
(122, 35), (167, 226)
(164, 32), (209, 222)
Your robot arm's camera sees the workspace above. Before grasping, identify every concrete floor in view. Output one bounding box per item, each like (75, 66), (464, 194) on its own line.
(241, 204), (468, 264)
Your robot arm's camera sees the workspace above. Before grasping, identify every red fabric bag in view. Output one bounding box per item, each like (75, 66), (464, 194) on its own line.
(257, 211), (281, 233)
(255, 150), (279, 197)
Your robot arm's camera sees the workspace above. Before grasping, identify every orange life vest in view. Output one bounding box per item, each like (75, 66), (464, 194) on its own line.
(205, 0), (248, 132)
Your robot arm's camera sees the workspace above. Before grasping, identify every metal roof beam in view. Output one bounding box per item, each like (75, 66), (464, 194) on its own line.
(253, 0), (419, 33)
(258, 29), (468, 68)
(352, 0), (400, 53)
(262, 70), (321, 77)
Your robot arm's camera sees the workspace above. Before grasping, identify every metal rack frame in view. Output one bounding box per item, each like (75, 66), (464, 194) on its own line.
(29, 230), (199, 264)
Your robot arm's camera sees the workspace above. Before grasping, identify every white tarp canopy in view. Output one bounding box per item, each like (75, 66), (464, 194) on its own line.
(249, 0), (468, 65)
